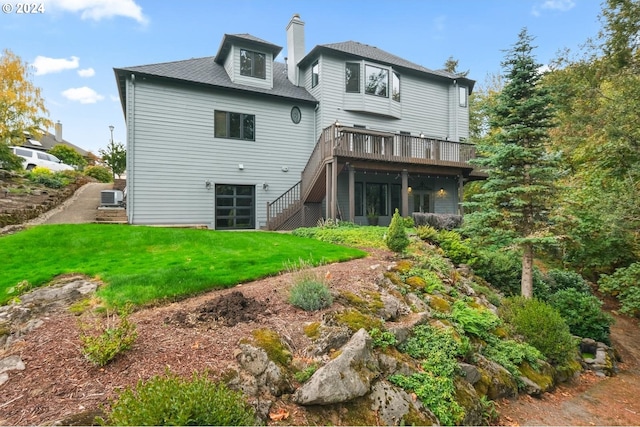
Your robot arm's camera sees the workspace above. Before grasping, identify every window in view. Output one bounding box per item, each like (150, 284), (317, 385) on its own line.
(459, 86), (468, 107)
(365, 65), (388, 97)
(345, 62), (360, 93)
(215, 185), (255, 229)
(214, 110), (255, 141)
(366, 183), (388, 216)
(240, 49), (266, 79)
(311, 61), (319, 87)
(392, 71), (400, 101)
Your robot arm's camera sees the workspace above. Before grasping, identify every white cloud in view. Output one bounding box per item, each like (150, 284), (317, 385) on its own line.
(78, 67), (95, 77)
(62, 86), (105, 104)
(533, 0), (576, 16)
(33, 55), (79, 75)
(110, 94), (120, 102)
(47, 0), (148, 24)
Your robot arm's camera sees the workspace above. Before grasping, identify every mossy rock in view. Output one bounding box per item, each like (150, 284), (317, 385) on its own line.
(392, 260), (413, 274)
(383, 271), (405, 288)
(519, 361), (555, 394)
(303, 322), (321, 339)
(428, 295), (451, 313)
(406, 276), (427, 290)
(554, 357), (583, 383)
(250, 328), (292, 367)
(338, 290), (384, 314)
(334, 308), (384, 332)
(454, 377), (483, 426)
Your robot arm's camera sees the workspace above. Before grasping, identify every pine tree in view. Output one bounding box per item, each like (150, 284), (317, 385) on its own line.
(464, 29), (559, 297)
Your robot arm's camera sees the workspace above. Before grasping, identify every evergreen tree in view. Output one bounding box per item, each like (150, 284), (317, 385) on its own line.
(464, 29), (559, 297)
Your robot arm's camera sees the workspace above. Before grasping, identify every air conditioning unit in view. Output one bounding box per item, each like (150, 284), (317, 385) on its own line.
(101, 190), (124, 207)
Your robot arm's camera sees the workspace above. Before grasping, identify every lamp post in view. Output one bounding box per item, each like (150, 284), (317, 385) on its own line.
(108, 125), (115, 180)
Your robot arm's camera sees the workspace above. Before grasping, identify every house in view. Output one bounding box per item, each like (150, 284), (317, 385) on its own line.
(22, 121), (90, 158)
(114, 14), (484, 230)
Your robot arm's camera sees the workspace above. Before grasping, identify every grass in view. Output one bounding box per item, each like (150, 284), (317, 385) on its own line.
(1, 224), (366, 307)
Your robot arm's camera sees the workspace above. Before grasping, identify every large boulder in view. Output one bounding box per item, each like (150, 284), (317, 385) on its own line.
(294, 329), (380, 405)
(369, 380), (438, 426)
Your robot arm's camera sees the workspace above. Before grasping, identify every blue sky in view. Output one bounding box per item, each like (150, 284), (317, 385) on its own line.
(1, 0), (603, 154)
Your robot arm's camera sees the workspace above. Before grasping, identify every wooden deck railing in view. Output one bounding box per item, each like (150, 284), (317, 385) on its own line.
(267, 125), (477, 229)
(266, 180), (301, 230)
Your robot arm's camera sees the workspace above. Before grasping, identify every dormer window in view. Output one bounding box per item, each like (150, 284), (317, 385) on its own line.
(240, 49), (266, 79)
(365, 65), (388, 98)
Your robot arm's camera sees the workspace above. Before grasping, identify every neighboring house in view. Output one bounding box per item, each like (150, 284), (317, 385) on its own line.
(22, 121), (90, 158)
(114, 14), (485, 230)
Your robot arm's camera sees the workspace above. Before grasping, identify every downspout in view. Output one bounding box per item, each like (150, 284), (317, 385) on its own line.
(128, 74), (136, 224)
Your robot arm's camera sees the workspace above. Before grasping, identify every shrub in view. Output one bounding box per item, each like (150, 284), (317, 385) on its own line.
(84, 165), (113, 183)
(288, 274), (333, 311)
(436, 230), (475, 265)
(598, 262), (640, 317)
(482, 337), (543, 379)
(412, 212), (463, 230)
(385, 208), (410, 253)
(450, 300), (501, 339)
(549, 288), (614, 344)
(471, 249), (522, 296)
(544, 269), (592, 295)
(416, 225), (439, 243)
(499, 297), (577, 366)
(79, 307), (137, 367)
(28, 167), (69, 188)
(99, 370), (257, 426)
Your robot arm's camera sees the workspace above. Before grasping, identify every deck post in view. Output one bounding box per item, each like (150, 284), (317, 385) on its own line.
(331, 157), (338, 220)
(401, 169), (409, 217)
(348, 163), (355, 222)
(325, 162), (332, 220)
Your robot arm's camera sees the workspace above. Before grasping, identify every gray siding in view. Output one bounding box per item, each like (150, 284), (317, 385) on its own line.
(303, 54), (457, 140)
(126, 78), (314, 227)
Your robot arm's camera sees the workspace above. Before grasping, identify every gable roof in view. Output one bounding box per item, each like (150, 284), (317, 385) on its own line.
(299, 41), (475, 91)
(214, 33), (283, 64)
(114, 56), (317, 115)
(21, 130), (89, 156)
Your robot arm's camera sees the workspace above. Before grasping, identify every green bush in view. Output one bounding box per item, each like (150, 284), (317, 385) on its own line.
(450, 300), (501, 339)
(84, 165), (113, 183)
(292, 224), (387, 248)
(544, 269), (592, 295)
(99, 370), (258, 426)
(79, 307), (137, 367)
(482, 337), (543, 379)
(288, 275), (333, 311)
(471, 249), (522, 296)
(28, 167), (70, 188)
(436, 230), (475, 265)
(598, 262), (640, 317)
(416, 225), (439, 243)
(549, 288), (613, 344)
(499, 297), (577, 366)
(385, 208), (410, 253)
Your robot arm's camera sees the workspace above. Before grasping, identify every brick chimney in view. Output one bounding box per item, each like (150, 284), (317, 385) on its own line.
(286, 13), (305, 85)
(54, 121), (63, 142)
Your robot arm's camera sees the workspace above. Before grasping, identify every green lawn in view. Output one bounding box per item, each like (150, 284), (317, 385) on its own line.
(1, 224), (366, 307)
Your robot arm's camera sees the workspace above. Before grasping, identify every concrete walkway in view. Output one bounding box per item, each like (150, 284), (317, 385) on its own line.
(32, 182), (113, 225)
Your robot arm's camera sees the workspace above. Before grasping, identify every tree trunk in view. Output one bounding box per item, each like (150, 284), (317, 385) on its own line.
(521, 243), (534, 298)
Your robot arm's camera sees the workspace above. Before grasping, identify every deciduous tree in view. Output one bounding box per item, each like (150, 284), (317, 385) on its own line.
(0, 49), (51, 170)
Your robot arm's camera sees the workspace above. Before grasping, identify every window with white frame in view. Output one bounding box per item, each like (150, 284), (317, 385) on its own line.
(240, 49), (266, 79)
(459, 86), (468, 107)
